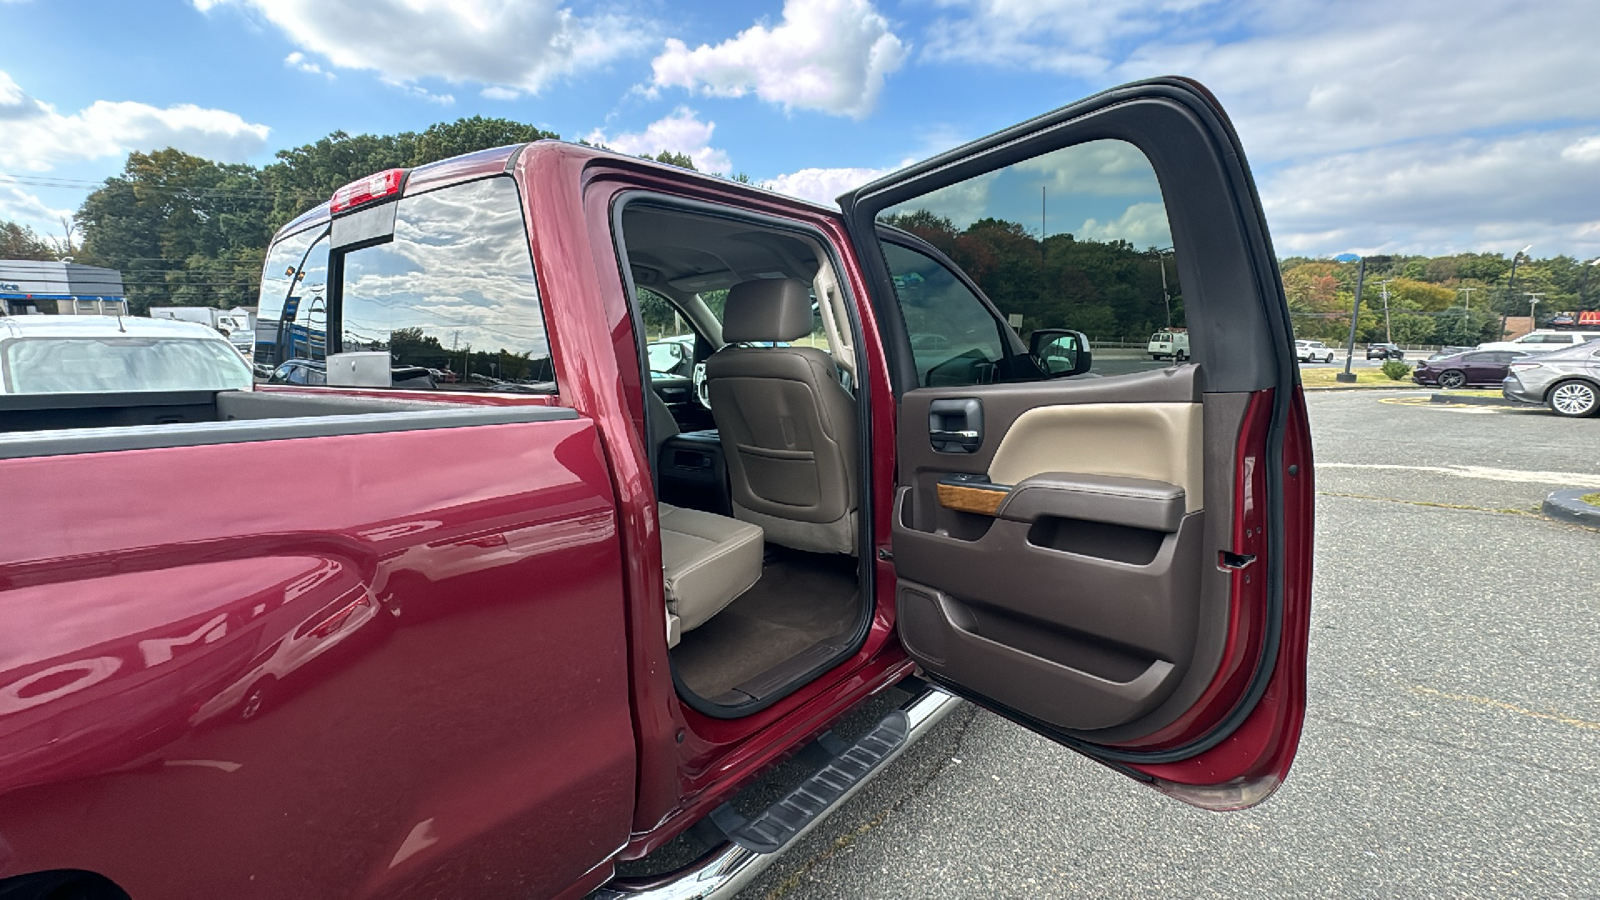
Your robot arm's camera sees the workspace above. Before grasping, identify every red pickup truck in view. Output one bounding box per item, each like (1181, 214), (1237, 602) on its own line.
(0, 79), (1313, 900)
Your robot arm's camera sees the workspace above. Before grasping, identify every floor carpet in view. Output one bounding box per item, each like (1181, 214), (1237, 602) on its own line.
(672, 546), (862, 700)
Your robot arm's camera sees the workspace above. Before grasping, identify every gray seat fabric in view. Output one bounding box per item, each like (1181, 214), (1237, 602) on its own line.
(704, 279), (858, 555)
(646, 386), (680, 463)
(659, 503), (764, 647)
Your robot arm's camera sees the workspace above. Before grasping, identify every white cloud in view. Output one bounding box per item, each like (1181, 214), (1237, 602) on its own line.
(586, 108), (732, 175)
(0, 70), (270, 173)
(920, 0), (1600, 255)
(923, 0), (1219, 76)
(1260, 129), (1600, 257)
(1076, 201), (1172, 248)
(650, 0), (908, 118)
(385, 80), (456, 106)
(0, 184), (72, 232)
(1015, 139), (1162, 197)
(481, 86), (520, 101)
(927, 0), (1600, 163)
(284, 51), (333, 79)
(761, 166), (892, 206)
(195, 0), (650, 96)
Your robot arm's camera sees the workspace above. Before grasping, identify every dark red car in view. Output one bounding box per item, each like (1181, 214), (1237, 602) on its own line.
(1413, 349), (1528, 388)
(0, 79), (1316, 900)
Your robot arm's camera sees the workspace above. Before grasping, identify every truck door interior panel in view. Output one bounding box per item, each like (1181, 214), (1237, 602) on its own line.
(839, 82), (1310, 794)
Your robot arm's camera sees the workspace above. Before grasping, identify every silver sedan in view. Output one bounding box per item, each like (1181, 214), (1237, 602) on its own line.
(1503, 338), (1600, 417)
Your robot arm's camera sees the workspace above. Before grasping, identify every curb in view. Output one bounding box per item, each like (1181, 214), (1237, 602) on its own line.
(1428, 393), (1542, 408)
(1303, 383), (1421, 392)
(1542, 490), (1600, 530)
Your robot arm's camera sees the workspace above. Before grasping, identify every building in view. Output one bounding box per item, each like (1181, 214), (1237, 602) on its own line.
(0, 260), (128, 316)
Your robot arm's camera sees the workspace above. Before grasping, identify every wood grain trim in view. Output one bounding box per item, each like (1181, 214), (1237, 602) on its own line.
(937, 482), (1009, 517)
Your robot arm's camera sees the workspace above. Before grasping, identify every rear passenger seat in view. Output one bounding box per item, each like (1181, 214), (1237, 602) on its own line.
(648, 385), (764, 646)
(660, 503), (764, 647)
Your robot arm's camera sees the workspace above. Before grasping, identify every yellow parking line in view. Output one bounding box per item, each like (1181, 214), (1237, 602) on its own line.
(1408, 685), (1600, 732)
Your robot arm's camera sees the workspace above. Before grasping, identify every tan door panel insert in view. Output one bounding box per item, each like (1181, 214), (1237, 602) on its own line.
(985, 402), (1203, 513)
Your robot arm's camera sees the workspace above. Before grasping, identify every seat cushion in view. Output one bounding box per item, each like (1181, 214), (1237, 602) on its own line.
(659, 503), (764, 635)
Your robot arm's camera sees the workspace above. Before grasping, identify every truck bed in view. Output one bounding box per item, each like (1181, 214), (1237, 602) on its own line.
(0, 389), (561, 459)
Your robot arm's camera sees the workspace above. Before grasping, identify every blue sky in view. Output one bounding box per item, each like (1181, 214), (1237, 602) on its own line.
(2, 0), (1598, 260)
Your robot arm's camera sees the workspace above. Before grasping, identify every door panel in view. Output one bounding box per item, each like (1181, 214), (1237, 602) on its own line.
(841, 78), (1311, 808)
(986, 402), (1203, 509)
(892, 366), (1218, 732)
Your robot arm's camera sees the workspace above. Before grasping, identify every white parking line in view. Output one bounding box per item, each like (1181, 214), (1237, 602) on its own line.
(1319, 463), (1600, 488)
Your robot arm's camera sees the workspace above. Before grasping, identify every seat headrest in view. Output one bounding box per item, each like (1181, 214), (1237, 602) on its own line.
(721, 279), (812, 344)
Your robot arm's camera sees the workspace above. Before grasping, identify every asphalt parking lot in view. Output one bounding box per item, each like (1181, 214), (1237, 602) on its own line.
(747, 388), (1600, 899)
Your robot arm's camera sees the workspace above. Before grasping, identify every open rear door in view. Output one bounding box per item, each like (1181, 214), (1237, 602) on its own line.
(840, 79), (1313, 810)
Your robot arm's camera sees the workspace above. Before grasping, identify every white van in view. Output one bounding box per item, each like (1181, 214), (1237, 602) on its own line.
(1147, 330), (1190, 361)
(1477, 330), (1600, 354)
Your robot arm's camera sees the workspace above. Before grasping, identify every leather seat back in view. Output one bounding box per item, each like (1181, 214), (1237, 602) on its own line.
(705, 279), (858, 555)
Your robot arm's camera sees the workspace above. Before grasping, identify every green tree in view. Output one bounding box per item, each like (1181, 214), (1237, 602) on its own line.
(642, 150), (698, 170)
(1387, 312), (1436, 344)
(75, 149), (274, 313)
(0, 221), (58, 260)
(1432, 307), (1498, 346)
(1388, 277), (1455, 312)
(263, 130), (418, 226)
(412, 116), (559, 166)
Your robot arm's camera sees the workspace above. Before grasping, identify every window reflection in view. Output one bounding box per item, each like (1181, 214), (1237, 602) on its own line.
(881, 241), (1007, 386)
(338, 177), (553, 392)
(878, 139), (1181, 348)
(255, 226), (324, 367)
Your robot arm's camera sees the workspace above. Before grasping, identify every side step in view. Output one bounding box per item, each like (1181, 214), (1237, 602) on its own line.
(706, 712), (909, 853)
(592, 685), (962, 900)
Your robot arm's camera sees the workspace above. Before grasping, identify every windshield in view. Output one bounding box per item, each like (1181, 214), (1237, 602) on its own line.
(1533, 339), (1600, 360)
(2, 336), (254, 394)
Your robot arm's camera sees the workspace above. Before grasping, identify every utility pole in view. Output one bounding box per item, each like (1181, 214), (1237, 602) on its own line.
(1158, 249), (1173, 328)
(1457, 286), (1477, 312)
(1502, 245), (1531, 339)
(1337, 256), (1366, 384)
(1376, 279), (1394, 342)
(1041, 186), (1046, 241)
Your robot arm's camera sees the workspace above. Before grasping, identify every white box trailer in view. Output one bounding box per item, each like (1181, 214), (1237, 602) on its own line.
(149, 306), (256, 354)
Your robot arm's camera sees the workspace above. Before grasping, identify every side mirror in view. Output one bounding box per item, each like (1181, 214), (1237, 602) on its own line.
(1029, 329), (1092, 377)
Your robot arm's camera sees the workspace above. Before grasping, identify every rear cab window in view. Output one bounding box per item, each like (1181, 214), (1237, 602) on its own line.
(334, 176), (554, 393)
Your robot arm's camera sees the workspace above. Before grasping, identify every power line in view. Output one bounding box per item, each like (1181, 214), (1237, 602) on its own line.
(0, 173), (280, 199)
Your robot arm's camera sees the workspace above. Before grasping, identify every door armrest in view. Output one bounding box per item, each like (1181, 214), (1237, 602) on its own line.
(994, 472), (1185, 533)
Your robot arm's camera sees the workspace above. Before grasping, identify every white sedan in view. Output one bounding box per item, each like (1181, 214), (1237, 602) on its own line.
(0, 314), (254, 393)
(1295, 339), (1337, 363)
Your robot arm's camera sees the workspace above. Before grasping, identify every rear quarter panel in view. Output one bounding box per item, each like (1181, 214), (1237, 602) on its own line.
(0, 416), (633, 899)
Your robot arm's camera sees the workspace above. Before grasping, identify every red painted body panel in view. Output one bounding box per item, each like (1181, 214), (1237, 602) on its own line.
(0, 417), (635, 898)
(1121, 386), (1314, 805)
(533, 145), (916, 856)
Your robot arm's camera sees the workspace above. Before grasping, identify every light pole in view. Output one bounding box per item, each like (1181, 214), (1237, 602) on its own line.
(1375, 279), (1394, 342)
(1526, 292), (1545, 322)
(1334, 253), (1366, 383)
(1579, 257), (1600, 310)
